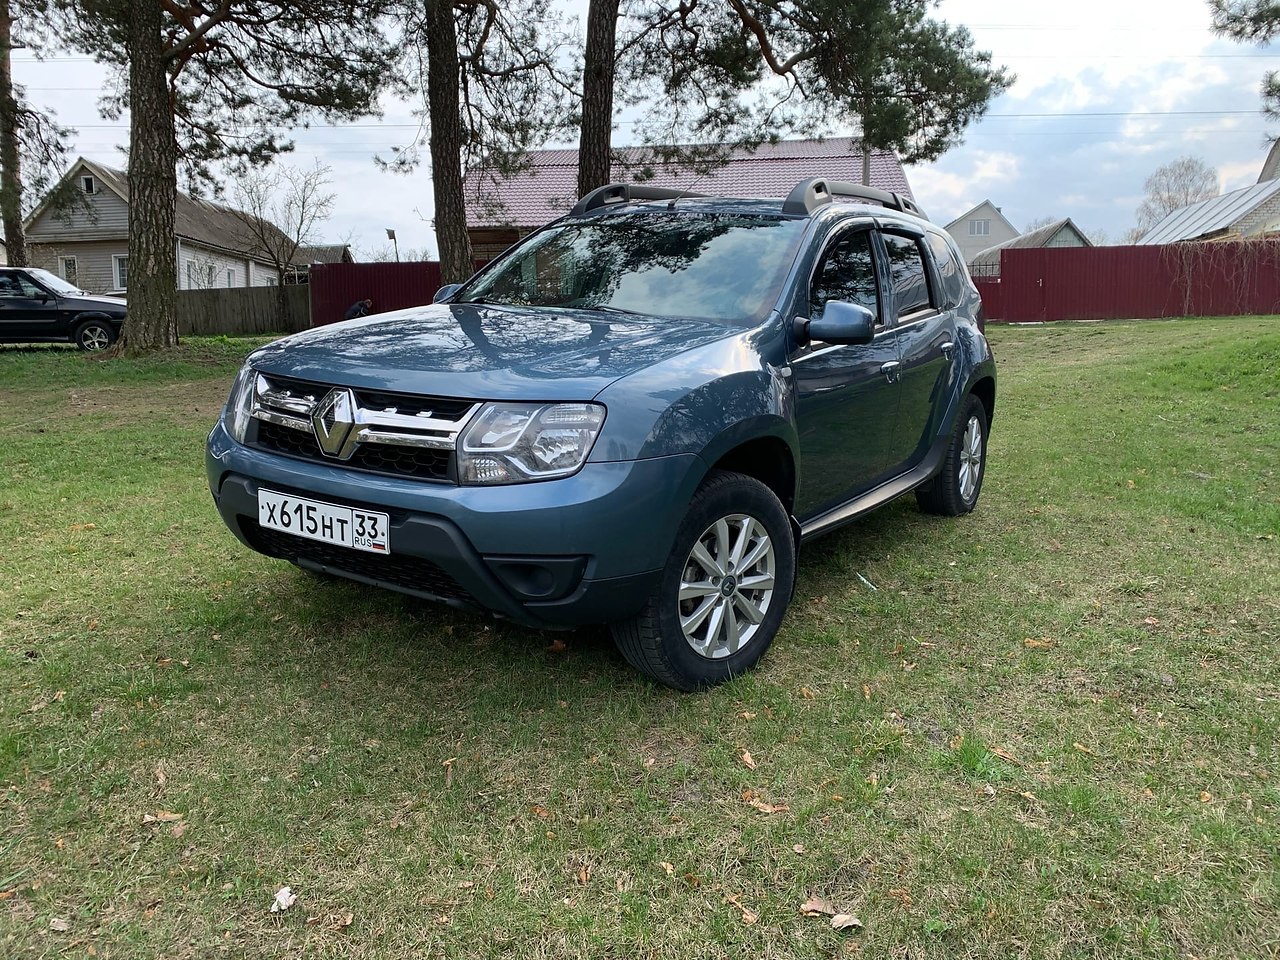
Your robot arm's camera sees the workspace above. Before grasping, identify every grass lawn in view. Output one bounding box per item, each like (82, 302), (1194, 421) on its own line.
(1, 318), (1277, 959)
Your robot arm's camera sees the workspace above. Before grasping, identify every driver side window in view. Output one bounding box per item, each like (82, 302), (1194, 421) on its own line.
(810, 231), (880, 326)
(0, 273), (43, 298)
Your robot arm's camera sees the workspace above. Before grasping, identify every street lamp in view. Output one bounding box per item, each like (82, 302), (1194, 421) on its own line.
(385, 228), (400, 262)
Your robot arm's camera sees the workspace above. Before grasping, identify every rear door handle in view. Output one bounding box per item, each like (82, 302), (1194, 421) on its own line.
(940, 340), (954, 360)
(880, 360), (902, 383)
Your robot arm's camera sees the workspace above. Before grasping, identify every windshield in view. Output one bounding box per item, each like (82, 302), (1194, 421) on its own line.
(461, 212), (806, 323)
(26, 268), (86, 296)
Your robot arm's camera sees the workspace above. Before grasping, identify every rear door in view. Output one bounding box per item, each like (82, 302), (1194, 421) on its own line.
(792, 223), (903, 520)
(0, 270), (61, 340)
(880, 229), (957, 471)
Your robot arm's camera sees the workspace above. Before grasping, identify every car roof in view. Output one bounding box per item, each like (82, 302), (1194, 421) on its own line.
(573, 196), (930, 229)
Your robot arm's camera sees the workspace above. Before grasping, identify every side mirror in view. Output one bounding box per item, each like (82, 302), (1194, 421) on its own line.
(801, 300), (876, 346)
(432, 283), (462, 304)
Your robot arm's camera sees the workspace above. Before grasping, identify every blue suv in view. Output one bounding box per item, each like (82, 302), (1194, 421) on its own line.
(207, 179), (995, 690)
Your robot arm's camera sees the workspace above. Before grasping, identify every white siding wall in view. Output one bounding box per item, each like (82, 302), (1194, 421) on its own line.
(947, 202), (1021, 263)
(29, 240), (128, 294)
(249, 260), (282, 286)
(180, 243), (249, 289)
(27, 176), (129, 243)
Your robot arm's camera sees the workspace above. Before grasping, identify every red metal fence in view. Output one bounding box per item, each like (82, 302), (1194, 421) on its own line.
(309, 261), (444, 327)
(980, 242), (1280, 323)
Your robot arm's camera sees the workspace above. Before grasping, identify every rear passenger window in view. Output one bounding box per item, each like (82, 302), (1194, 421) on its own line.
(810, 230), (879, 324)
(881, 234), (932, 319)
(926, 233), (966, 309)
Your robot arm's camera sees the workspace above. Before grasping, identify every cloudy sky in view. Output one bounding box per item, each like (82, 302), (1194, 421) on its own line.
(12, 0), (1277, 254)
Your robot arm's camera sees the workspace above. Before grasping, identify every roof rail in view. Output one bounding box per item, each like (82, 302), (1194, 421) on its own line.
(782, 178), (928, 221)
(570, 182), (707, 215)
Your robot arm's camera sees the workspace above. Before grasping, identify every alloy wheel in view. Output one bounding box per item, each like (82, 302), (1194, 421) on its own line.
(959, 414), (983, 502)
(81, 325), (111, 351)
(678, 514), (776, 660)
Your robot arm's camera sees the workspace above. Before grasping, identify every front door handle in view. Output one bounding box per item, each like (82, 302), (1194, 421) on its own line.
(940, 340), (954, 360)
(880, 360), (902, 383)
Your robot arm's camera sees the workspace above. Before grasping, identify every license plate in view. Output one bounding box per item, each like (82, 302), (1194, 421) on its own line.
(257, 489), (390, 554)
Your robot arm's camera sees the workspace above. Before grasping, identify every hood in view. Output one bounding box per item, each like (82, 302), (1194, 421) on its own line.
(248, 302), (741, 400)
(66, 293), (127, 311)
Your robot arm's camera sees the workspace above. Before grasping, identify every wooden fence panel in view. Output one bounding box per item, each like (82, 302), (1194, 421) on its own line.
(176, 285), (310, 336)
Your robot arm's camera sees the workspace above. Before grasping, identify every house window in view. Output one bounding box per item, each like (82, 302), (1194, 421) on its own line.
(969, 219), (991, 237)
(226, 269), (234, 287)
(81, 175), (96, 195)
(185, 259), (216, 289)
(113, 255), (128, 290)
(61, 257), (78, 285)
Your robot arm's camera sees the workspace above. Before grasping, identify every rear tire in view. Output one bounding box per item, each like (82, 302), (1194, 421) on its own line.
(611, 470), (796, 691)
(915, 394), (988, 516)
(74, 319), (116, 352)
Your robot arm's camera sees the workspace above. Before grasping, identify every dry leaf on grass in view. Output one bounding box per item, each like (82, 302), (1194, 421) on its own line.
(545, 638), (567, 653)
(171, 822), (187, 838)
(724, 894), (758, 925)
(792, 844), (806, 854)
(831, 913), (864, 931)
(799, 686), (815, 700)
(659, 862), (675, 876)
(1072, 742), (1097, 757)
(49, 917), (69, 932)
(142, 811), (183, 824)
(1199, 791), (1214, 803)
(799, 897), (837, 917)
(1023, 637), (1054, 649)
(739, 711), (756, 719)
(742, 793), (788, 814)
(991, 746), (1020, 764)
(532, 805), (552, 819)
(740, 750), (757, 770)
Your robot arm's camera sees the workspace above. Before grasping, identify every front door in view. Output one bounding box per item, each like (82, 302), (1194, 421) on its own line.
(792, 226), (902, 521)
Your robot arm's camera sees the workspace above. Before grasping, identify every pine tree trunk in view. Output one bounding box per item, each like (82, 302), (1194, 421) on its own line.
(123, 0), (178, 354)
(577, 0), (619, 199)
(0, 0), (28, 267)
(425, 0), (474, 286)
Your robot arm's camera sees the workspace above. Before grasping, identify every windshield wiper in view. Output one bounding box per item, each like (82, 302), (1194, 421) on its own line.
(568, 304), (644, 316)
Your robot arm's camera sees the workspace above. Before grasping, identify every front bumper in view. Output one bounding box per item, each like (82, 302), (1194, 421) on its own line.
(206, 422), (702, 628)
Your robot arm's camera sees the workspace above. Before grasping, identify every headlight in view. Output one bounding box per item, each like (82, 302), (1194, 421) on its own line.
(225, 363), (256, 443)
(458, 402), (605, 484)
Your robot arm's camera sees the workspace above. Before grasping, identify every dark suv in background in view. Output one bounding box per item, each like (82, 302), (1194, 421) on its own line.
(0, 267), (126, 351)
(207, 179), (996, 690)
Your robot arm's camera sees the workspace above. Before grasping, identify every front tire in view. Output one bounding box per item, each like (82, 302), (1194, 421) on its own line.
(74, 319), (116, 352)
(915, 394), (988, 516)
(611, 470), (796, 691)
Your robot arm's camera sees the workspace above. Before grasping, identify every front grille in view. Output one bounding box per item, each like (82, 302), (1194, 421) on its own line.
(253, 421), (453, 481)
(354, 389), (474, 420)
(244, 520), (473, 603)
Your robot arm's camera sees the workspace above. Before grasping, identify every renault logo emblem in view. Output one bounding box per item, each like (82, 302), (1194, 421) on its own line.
(312, 388), (358, 459)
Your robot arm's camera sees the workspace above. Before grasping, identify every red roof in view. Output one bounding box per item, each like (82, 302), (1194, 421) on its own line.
(464, 137), (913, 228)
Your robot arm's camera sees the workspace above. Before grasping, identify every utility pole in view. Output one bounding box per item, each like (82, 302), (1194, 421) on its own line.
(0, 0), (28, 266)
(386, 227), (399, 262)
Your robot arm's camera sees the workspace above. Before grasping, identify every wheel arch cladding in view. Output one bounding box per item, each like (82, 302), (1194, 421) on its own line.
(969, 375), (996, 426)
(704, 434), (797, 515)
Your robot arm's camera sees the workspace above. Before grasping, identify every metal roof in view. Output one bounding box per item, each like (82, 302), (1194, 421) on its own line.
(1138, 178), (1280, 245)
(970, 218), (1092, 268)
(463, 138), (913, 228)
